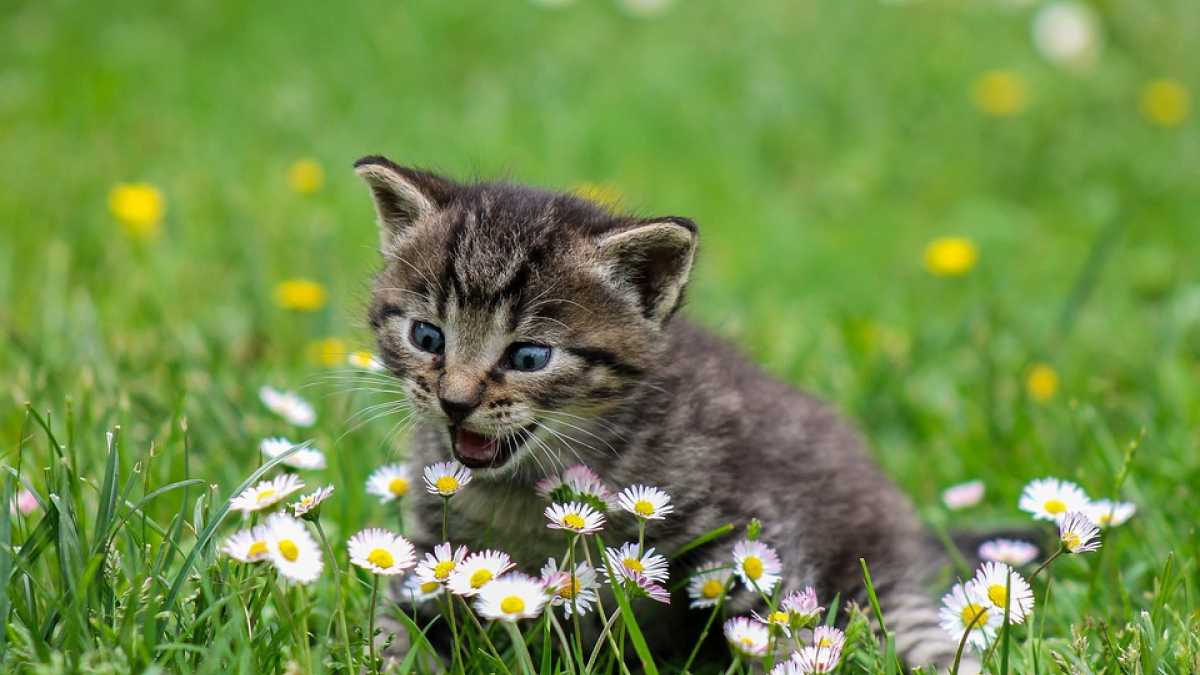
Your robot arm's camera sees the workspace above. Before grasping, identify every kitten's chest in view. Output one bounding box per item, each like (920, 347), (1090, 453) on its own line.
(448, 485), (570, 569)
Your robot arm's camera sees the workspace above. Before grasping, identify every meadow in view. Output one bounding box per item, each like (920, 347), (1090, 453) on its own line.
(1, 0), (1198, 672)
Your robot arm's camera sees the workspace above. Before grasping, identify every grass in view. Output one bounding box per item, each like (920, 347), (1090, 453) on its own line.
(1, 0), (1199, 672)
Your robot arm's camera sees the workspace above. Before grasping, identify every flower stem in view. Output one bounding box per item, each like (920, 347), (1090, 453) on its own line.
(442, 496), (450, 542)
(683, 575), (735, 674)
(1028, 545), (1066, 582)
(568, 535), (584, 652)
(313, 521), (355, 674)
(505, 622), (536, 675)
(368, 575), (380, 675)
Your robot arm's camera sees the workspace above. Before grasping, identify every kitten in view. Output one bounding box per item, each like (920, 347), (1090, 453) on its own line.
(355, 155), (963, 668)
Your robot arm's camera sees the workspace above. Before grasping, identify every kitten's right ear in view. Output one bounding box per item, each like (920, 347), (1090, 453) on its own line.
(354, 156), (456, 252)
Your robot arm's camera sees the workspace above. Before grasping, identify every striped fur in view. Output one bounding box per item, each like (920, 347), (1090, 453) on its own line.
(356, 157), (965, 669)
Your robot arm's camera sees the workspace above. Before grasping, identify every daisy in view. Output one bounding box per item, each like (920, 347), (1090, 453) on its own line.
(687, 564), (733, 609)
(231, 474), (305, 514)
(792, 640), (841, 674)
(812, 625), (847, 656)
(1083, 499), (1136, 528)
(1019, 477), (1090, 522)
(347, 528), (417, 576)
(259, 386), (316, 427)
(723, 616), (770, 658)
(770, 658), (807, 675)
(401, 574), (445, 604)
(292, 484), (334, 519)
(617, 485), (674, 520)
(223, 526), (270, 563)
(540, 558), (600, 617)
(262, 513), (323, 584)
(978, 538), (1040, 567)
(602, 542), (670, 584)
(260, 437), (326, 471)
(623, 571), (671, 604)
(366, 463), (411, 503)
(969, 562), (1034, 624)
(414, 542), (470, 586)
(545, 502), (605, 535)
(447, 550), (515, 597)
(732, 540), (782, 594)
(941, 480), (985, 510)
(1031, 1), (1101, 70)
(751, 607), (796, 636)
(474, 573), (550, 623)
(423, 461), (472, 497)
(347, 350), (385, 372)
(537, 465), (616, 511)
(779, 587), (824, 628)
(1059, 511), (1101, 553)
(939, 581), (1000, 650)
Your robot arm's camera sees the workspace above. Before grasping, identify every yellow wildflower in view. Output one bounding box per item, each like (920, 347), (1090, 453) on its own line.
(308, 338), (346, 367)
(972, 71), (1029, 117)
(109, 183), (166, 240)
(1141, 79), (1189, 128)
(924, 237), (979, 277)
(1025, 363), (1059, 401)
(287, 159), (325, 195)
(273, 279), (328, 312)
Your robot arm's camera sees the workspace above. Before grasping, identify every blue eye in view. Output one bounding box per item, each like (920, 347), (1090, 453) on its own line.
(410, 321), (445, 355)
(507, 343), (551, 372)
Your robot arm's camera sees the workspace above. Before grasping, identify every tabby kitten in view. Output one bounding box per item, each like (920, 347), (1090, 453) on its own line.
(355, 155), (961, 667)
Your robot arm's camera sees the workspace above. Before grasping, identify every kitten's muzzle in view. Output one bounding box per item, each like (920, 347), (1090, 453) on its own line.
(450, 424), (536, 470)
(438, 392), (481, 424)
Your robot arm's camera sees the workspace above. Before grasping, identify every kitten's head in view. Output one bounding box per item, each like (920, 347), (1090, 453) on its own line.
(356, 156), (697, 475)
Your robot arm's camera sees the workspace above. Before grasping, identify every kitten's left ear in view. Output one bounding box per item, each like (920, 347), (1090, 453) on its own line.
(354, 156), (456, 253)
(595, 217), (698, 324)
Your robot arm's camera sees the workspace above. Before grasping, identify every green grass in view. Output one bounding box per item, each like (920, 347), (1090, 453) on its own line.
(2, 0), (1199, 672)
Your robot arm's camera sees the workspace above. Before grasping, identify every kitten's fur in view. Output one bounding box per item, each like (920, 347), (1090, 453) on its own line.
(356, 156), (962, 668)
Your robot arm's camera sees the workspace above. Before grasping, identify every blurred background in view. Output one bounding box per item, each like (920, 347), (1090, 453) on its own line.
(1, 0), (1197, 522)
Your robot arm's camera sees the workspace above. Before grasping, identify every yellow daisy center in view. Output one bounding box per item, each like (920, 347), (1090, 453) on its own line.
(388, 478), (409, 497)
(1044, 499), (1067, 514)
(743, 556), (764, 580)
(1098, 514), (1112, 526)
(701, 579), (724, 599)
(818, 637), (833, 648)
(500, 596), (526, 614)
(559, 578), (581, 600)
(1062, 533), (1080, 550)
(739, 637), (755, 648)
(769, 611), (789, 625)
(433, 560), (456, 579)
(960, 603), (988, 629)
(248, 542), (268, 558)
(278, 539), (300, 562)
(562, 513), (586, 529)
(436, 476), (459, 493)
(300, 498), (314, 508)
(987, 584), (1008, 607)
(470, 569), (494, 588)
(623, 557), (644, 573)
(634, 500), (655, 516)
(256, 489), (277, 504)
(367, 548), (394, 569)
(420, 581), (440, 593)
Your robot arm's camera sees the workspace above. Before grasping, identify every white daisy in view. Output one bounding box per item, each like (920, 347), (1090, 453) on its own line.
(978, 538), (1040, 567)
(812, 625), (847, 657)
(617, 485), (674, 520)
(602, 542), (669, 584)
(779, 587), (824, 628)
(347, 350), (385, 372)
(540, 558), (599, 617)
(423, 461), (472, 497)
(260, 437), (326, 471)
(623, 571), (671, 604)
(770, 658), (806, 675)
(723, 616), (770, 658)
(545, 502), (606, 535)
(366, 463), (411, 503)
(1082, 499), (1136, 528)
(1059, 511), (1101, 553)
(751, 607), (796, 636)
(223, 526), (270, 563)
(732, 540), (782, 594)
(230, 474), (305, 514)
(446, 549), (515, 597)
(970, 562), (1034, 624)
(941, 480), (985, 510)
(262, 513), (323, 584)
(414, 542), (470, 586)
(401, 574), (445, 604)
(347, 528), (417, 576)
(474, 573), (550, 623)
(291, 484), (334, 519)
(939, 581), (1000, 650)
(687, 564), (733, 609)
(259, 386), (316, 427)
(537, 465), (616, 511)
(791, 639), (842, 674)
(1018, 477), (1090, 522)
(1031, 1), (1102, 70)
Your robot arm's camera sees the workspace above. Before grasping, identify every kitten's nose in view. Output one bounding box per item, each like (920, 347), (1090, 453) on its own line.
(438, 394), (479, 424)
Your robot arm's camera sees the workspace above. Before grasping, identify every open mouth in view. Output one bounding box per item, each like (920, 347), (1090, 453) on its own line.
(450, 425), (535, 470)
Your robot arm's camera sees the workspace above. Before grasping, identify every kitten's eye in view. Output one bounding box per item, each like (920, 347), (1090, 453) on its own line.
(507, 343), (551, 372)
(410, 321), (445, 355)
